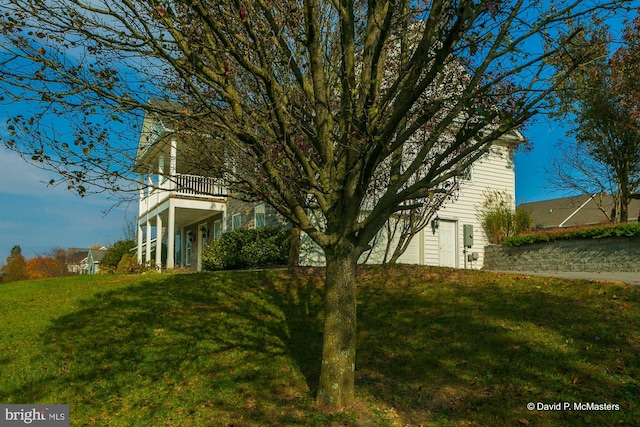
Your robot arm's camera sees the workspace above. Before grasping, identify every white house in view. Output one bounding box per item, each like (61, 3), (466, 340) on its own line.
(134, 104), (521, 271)
(134, 108), (227, 271)
(80, 246), (108, 274)
(365, 139), (520, 269)
(134, 105), (286, 271)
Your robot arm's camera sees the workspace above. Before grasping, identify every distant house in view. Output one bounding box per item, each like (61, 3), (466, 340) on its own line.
(66, 248), (89, 274)
(519, 193), (640, 229)
(84, 247), (108, 274)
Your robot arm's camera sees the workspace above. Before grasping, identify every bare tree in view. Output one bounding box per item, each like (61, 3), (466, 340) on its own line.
(547, 15), (640, 222)
(0, 0), (628, 409)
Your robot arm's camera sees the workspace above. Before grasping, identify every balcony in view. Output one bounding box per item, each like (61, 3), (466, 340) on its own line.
(140, 173), (227, 208)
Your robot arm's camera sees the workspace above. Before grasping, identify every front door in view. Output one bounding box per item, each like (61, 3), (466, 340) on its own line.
(438, 220), (457, 268)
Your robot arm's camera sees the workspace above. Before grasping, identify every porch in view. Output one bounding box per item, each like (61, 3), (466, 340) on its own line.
(137, 196), (227, 271)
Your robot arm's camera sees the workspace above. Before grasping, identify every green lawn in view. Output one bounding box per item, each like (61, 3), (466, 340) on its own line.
(1, 266), (638, 426)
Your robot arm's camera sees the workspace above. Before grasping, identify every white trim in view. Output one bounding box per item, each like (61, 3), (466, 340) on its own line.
(197, 222), (208, 271)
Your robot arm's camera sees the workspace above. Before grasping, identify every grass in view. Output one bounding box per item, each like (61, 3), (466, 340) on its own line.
(0, 266), (638, 426)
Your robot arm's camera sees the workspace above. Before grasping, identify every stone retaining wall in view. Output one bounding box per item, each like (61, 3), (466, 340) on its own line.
(483, 237), (640, 272)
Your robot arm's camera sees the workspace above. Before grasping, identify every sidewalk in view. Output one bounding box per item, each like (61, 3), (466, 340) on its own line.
(488, 270), (639, 286)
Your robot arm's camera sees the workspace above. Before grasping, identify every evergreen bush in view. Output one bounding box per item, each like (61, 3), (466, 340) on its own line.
(202, 227), (290, 270)
(116, 254), (147, 274)
(101, 240), (136, 271)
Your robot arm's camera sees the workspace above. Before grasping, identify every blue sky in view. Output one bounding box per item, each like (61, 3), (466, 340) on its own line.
(0, 148), (134, 259)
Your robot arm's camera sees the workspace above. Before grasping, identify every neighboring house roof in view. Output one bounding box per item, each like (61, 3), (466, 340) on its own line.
(67, 248), (89, 264)
(87, 248), (108, 263)
(519, 194), (640, 229)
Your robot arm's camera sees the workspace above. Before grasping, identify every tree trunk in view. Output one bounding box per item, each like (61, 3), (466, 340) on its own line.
(316, 246), (359, 409)
(288, 227), (301, 269)
(620, 181), (630, 223)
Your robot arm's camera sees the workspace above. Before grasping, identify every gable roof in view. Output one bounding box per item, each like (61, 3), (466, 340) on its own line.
(87, 248), (108, 263)
(519, 193), (640, 229)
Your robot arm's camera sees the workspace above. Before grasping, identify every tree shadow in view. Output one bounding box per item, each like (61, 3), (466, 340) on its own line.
(3, 266), (637, 426)
(2, 271), (328, 426)
(262, 268), (325, 395)
(355, 265), (640, 425)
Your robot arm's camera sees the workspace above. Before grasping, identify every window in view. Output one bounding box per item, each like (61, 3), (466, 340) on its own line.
(232, 213), (242, 230)
(174, 232), (181, 267)
(185, 232), (192, 266)
(200, 225), (209, 247)
(213, 219), (222, 239)
(254, 204), (266, 228)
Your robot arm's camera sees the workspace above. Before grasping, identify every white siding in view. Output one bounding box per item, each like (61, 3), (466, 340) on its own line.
(366, 144), (515, 269)
(420, 145), (514, 269)
(298, 145), (516, 269)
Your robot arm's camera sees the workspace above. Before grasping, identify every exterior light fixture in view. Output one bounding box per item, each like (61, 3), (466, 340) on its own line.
(431, 215), (440, 234)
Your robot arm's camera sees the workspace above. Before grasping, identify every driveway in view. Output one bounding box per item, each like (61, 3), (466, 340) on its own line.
(488, 270), (639, 286)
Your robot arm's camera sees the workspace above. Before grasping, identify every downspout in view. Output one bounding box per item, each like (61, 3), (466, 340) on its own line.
(558, 194), (596, 228)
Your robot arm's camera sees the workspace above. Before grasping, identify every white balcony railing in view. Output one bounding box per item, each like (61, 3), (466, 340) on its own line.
(140, 173), (227, 207)
(174, 174), (227, 197)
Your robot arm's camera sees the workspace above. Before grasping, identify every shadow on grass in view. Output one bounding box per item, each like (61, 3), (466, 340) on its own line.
(4, 271), (331, 426)
(355, 265), (640, 425)
(2, 266), (638, 426)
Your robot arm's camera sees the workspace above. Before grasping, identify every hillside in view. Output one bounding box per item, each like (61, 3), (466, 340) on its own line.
(1, 266), (638, 426)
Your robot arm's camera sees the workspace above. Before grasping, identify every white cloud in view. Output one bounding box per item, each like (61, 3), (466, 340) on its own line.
(0, 220), (23, 230)
(0, 148), (133, 258)
(0, 148), (72, 197)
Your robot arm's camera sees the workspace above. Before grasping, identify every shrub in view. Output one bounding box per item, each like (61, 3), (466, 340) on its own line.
(478, 190), (532, 244)
(116, 254), (147, 274)
(202, 227), (290, 271)
(101, 240), (136, 271)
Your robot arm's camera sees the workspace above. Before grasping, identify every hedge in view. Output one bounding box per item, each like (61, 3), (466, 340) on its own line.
(502, 222), (640, 247)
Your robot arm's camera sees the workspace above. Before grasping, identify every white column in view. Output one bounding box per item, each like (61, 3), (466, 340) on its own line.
(167, 201), (175, 269)
(158, 153), (164, 188)
(137, 223), (143, 264)
(155, 214), (163, 270)
(137, 174), (144, 264)
(197, 226), (203, 272)
(170, 137), (177, 176)
(145, 219), (152, 266)
(138, 174), (145, 218)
